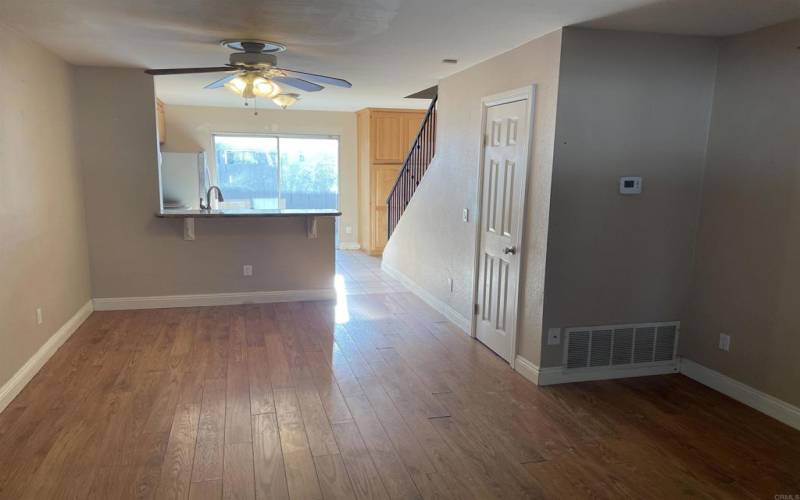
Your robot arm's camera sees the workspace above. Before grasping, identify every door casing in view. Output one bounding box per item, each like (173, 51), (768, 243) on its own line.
(469, 85), (537, 370)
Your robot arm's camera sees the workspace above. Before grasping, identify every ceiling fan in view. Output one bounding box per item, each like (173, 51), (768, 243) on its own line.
(145, 40), (352, 109)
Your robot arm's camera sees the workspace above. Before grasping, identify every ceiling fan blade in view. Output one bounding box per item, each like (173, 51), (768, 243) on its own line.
(275, 68), (352, 88)
(145, 66), (234, 76)
(205, 73), (239, 89)
(272, 76), (324, 92)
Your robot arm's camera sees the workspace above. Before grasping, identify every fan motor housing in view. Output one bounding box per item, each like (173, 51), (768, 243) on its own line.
(229, 52), (277, 68)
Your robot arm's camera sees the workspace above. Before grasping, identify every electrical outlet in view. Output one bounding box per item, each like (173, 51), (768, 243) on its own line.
(547, 327), (561, 346)
(35, 307), (43, 325)
(718, 333), (731, 352)
(547, 328), (561, 346)
(447, 278), (454, 293)
(243, 265), (253, 277)
(462, 208), (469, 222)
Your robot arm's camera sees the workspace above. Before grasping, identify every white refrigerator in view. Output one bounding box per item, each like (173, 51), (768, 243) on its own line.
(160, 152), (209, 210)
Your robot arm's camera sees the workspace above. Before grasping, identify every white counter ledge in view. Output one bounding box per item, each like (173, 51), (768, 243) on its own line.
(156, 208), (341, 240)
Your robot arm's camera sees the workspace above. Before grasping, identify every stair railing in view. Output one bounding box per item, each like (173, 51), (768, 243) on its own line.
(387, 95), (438, 239)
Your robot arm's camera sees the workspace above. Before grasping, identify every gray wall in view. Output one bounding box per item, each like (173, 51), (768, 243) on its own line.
(0, 26), (91, 389)
(74, 68), (335, 299)
(539, 28), (720, 366)
(382, 29), (564, 363)
(682, 20), (800, 407)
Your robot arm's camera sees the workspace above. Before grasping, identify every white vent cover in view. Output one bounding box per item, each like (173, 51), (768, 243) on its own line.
(563, 322), (679, 370)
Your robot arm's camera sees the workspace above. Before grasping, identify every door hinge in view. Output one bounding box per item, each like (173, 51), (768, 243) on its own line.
(474, 303), (479, 315)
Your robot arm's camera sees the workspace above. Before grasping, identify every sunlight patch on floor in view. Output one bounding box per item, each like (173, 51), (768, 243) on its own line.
(334, 273), (350, 324)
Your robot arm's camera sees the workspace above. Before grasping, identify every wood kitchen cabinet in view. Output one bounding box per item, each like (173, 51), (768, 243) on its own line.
(357, 108), (425, 255)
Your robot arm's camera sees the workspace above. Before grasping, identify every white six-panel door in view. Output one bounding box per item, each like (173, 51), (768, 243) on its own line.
(475, 97), (530, 362)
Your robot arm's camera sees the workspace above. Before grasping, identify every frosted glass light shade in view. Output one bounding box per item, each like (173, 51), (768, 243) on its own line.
(272, 93), (300, 109)
(224, 74), (281, 100)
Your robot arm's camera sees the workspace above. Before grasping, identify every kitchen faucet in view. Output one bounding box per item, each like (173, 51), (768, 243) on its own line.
(200, 185), (224, 210)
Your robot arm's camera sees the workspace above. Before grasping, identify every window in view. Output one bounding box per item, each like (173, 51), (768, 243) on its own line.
(213, 134), (339, 210)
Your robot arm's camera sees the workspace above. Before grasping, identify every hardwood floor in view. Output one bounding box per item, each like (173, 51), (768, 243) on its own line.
(1, 251), (799, 499)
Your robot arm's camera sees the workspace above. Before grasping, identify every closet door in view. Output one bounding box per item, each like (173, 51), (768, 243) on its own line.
(371, 112), (406, 164)
(402, 112), (424, 153)
(371, 164), (402, 251)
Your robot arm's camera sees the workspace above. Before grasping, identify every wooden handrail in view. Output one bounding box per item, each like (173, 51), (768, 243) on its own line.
(387, 95), (438, 239)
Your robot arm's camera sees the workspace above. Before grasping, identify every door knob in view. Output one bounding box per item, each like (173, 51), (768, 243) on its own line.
(503, 246), (517, 255)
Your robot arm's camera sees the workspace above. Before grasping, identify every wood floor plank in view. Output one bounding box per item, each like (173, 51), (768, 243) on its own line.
(297, 383), (340, 457)
(331, 421), (390, 500)
(192, 378), (226, 483)
(265, 334), (292, 390)
(345, 394), (421, 499)
(155, 402), (201, 500)
(144, 367), (188, 435)
(410, 472), (479, 500)
(313, 453), (356, 500)
(190, 479), (223, 500)
(282, 449), (324, 500)
(223, 442), (256, 500)
(252, 413), (289, 500)
(225, 358), (253, 445)
(248, 346), (275, 415)
(244, 304), (268, 348)
(303, 350), (353, 424)
(360, 382), (436, 476)
(274, 388), (323, 500)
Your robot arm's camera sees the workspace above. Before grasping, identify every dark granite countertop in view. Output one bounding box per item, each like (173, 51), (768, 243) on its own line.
(156, 208), (342, 218)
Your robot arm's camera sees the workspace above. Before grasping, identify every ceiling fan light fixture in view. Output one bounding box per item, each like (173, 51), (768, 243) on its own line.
(224, 75), (249, 96)
(272, 93), (300, 109)
(252, 77), (281, 98)
(224, 73), (281, 100)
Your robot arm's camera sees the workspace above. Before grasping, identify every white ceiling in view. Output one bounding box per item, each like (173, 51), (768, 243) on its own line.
(2, 0), (797, 111)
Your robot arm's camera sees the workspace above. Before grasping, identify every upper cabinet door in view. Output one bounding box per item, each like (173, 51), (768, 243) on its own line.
(403, 112), (424, 152)
(371, 112), (406, 163)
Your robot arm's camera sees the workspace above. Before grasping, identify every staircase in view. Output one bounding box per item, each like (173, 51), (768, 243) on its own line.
(387, 94), (438, 238)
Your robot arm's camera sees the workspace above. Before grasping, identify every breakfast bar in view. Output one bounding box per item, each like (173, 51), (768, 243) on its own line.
(156, 208), (341, 240)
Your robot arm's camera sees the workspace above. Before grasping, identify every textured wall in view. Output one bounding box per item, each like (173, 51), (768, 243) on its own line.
(383, 30), (564, 362)
(683, 20), (800, 406)
(74, 68), (335, 299)
(0, 25), (91, 388)
(540, 28), (719, 366)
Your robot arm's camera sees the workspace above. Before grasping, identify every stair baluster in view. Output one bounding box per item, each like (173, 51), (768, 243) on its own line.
(387, 95), (438, 238)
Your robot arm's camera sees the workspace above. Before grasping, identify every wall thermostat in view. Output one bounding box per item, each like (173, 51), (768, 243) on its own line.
(619, 176), (642, 195)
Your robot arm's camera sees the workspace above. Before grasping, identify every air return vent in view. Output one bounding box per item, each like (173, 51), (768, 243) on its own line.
(563, 322), (679, 370)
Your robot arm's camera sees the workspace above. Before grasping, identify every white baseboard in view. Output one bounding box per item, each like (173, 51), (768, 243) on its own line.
(513, 356), (541, 385)
(680, 358), (800, 431)
(380, 261), (470, 332)
(0, 300), (94, 413)
(93, 288), (337, 311)
(513, 355), (677, 386)
(338, 242), (361, 250)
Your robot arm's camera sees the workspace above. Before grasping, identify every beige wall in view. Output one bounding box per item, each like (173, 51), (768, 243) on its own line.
(539, 29), (720, 366)
(683, 20), (800, 406)
(383, 30), (564, 362)
(74, 68), (335, 299)
(0, 25), (91, 388)
(161, 104), (358, 247)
